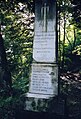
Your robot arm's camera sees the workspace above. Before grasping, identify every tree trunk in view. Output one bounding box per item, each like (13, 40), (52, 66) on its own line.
(58, 5), (61, 67)
(0, 25), (12, 92)
(0, 34), (8, 69)
(62, 12), (66, 70)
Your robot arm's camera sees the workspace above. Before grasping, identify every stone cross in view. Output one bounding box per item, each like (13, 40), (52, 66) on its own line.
(41, 3), (49, 32)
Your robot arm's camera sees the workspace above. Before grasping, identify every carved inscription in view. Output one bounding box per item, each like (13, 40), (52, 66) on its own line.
(27, 0), (58, 100)
(29, 64), (58, 95)
(34, 32), (55, 48)
(33, 32), (56, 62)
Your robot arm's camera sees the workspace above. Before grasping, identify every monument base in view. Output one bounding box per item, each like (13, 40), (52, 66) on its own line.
(24, 63), (59, 112)
(24, 94), (67, 116)
(15, 94), (68, 119)
(25, 93), (53, 112)
(29, 63), (58, 96)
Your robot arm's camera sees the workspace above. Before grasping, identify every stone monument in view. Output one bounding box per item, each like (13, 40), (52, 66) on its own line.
(25, 0), (59, 112)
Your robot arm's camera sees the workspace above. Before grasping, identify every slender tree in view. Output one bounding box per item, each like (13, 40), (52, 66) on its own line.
(0, 22), (12, 91)
(62, 11), (66, 70)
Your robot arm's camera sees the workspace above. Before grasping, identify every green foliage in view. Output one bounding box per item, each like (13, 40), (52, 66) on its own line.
(0, 94), (25, 119)
(0, 0), (34, 79)
(0, 1), (34, 118)
(58, 0), (81, 71)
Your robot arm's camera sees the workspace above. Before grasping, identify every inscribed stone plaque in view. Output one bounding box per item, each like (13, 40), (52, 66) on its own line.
(29, 63), (58, 96)
(33, 0), (56, 63)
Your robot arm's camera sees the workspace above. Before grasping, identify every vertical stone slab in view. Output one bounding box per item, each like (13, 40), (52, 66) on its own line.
(33, 0), (56, 63)
(25, 0), (58, 112)
(27, 0), (58, 99)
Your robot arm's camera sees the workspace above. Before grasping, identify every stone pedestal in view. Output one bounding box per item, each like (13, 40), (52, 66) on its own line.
(25, 0), (58, 113)
(29, 63), (58, 97)
(25, 63), (58, 111)
(24, 95), (67, 115)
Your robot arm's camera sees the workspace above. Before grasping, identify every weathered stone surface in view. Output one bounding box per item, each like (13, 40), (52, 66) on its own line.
(33, 0), (56, 63)
(25, 0), (58, 112)
(28, 63), (58, 98)
(33, 32), (56, 62)
(24, 96), (66, 115)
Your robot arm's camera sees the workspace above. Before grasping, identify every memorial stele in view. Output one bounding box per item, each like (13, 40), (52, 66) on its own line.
(25, 0), (58, 111)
